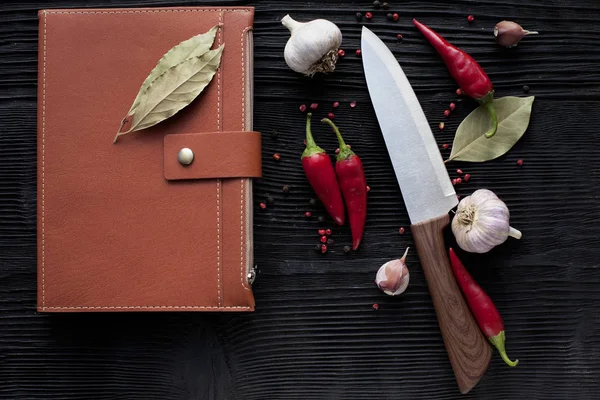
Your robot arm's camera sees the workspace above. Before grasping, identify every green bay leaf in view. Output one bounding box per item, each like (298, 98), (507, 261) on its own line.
(448, 96), (535, 162)
(127, 26), (219, 115)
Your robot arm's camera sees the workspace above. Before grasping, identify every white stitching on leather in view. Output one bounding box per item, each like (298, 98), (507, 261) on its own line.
(44, 9), (251, 14)
(45, 306), (252, 310)
(41, 8), (254, 310)
(42, 12), (47, 311)
(216, 10), (223, 307)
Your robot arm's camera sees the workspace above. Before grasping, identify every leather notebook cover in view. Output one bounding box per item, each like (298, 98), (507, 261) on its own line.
(37, 7), (259, 312)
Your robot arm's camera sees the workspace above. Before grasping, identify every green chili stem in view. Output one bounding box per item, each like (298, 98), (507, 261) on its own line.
(321, 118), (347, 149)
(488, 331), (519, 367)
(484, 101), (498, 138)
(305, 113), (317, 148)
(321, 118), (354, 161)
(302, 113), (325, 159)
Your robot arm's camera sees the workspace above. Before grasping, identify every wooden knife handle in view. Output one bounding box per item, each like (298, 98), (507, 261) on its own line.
(411, 214), (492, 394)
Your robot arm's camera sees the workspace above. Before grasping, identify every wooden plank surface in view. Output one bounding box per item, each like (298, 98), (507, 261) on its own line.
(2, 0), (600, 399)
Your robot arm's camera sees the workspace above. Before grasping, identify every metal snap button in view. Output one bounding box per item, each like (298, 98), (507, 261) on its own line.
(177, 148), (194, 165)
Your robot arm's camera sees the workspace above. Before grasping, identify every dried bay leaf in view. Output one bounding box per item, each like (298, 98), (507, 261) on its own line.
(127, 26), (219, 115)
(448, 96), (535, 162)
(114, 27), (223, 143)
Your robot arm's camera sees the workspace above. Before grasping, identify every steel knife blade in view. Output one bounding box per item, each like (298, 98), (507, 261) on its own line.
(361, 26), (457, 224)
(361, 26), (491, 394)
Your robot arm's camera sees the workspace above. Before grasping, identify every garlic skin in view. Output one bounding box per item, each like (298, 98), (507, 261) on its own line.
(452, 189), (522, 254)
(375, 248), (410, 296)
(282, 15), (342, 76)
(494, 21), (538, 48)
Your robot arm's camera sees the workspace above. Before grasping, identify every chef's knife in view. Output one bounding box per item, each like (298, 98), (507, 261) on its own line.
(361, 26), (491, 394)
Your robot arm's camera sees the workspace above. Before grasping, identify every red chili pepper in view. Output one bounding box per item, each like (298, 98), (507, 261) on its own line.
(302, 113), (345, 226)
(413, 19), (498, 138)
(448, 248), (519, 367)
(322, 118), (367, 250)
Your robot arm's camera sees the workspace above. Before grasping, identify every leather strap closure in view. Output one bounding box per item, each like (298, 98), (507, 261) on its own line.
(164, 131), (262, 180)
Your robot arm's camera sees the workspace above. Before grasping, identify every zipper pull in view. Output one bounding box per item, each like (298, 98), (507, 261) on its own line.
(247, 266), (257, 285)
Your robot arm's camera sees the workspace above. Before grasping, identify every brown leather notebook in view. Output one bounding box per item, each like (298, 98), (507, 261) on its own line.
(37, 7), (260, 312)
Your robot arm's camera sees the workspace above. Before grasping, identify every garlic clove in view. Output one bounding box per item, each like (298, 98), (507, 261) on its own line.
(282, 15), (342, 76)
(494, 21), (538, 48)
(375, 248), (410, 296)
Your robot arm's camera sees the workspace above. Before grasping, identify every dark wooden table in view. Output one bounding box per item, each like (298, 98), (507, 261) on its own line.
(2, 1), (600, 399)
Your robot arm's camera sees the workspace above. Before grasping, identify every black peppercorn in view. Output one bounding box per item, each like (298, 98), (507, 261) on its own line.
(317, 216), (325, 223)
(343, 245), (352, 253)
(271, 130), (279, 139)
(382, 2), (389, 9)
(282, 185), (290, 193)
(373, 0), (381, 8)
(522, 85), (530, 93)
(267, 196), (275, 205)
(314, 244), (322, 252)
(386, 13), (394, 21)
(327, 238), (334, 246)
(355, 12), (363, 22)
(309, 198), (316, 206)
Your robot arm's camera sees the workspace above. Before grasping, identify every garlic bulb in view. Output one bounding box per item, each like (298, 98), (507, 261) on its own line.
(281, 15), (342, 76)
(452, 189), (522, 254)
(494, 21), (538, 48)
(375, 248), (410, 296)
